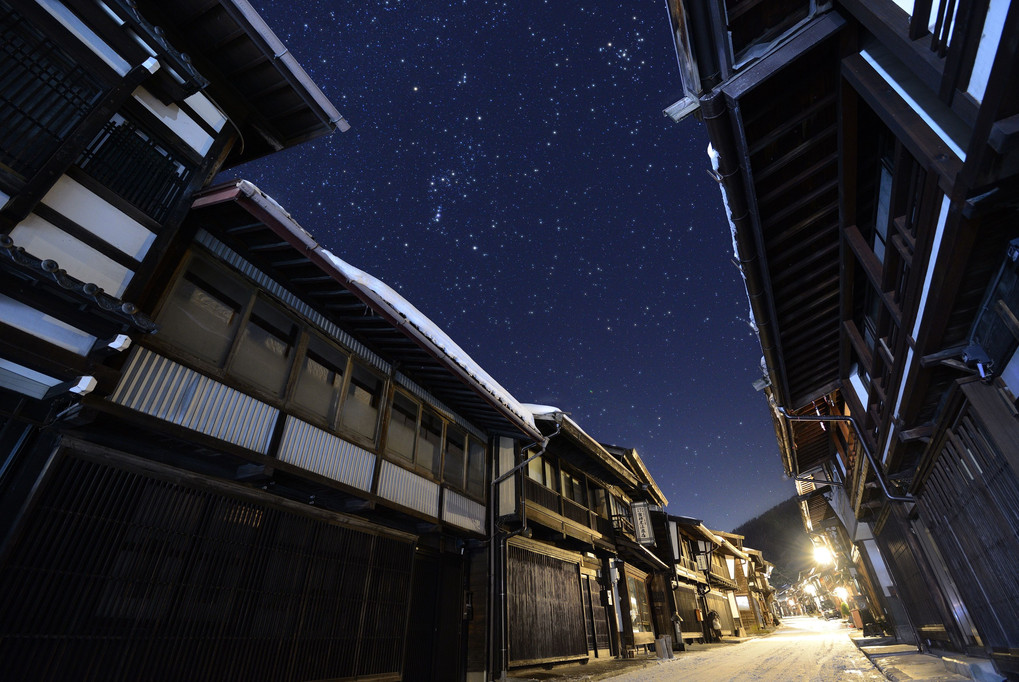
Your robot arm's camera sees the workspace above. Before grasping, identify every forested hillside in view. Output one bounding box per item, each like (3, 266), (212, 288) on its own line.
(733, 496), (813, 588)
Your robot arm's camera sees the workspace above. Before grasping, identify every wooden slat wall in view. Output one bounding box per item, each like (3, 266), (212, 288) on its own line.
(705, 593), (736, 635)
(917, 384), (1019, 666)
(876, 510), (954, 648)
(507, 545), (587, 665)
(0, 447), (414, 682)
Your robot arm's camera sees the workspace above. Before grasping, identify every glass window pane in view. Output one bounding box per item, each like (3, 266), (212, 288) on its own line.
(291, 335), (346, 425)
(874, 164), (891, 264)
(339, 362), (383, 442)
(627, 576), (653, 633)
(386, 392), (418, 461)
(466, 438), (486, 498)
(589, 487), (607, 517)
(527, 454), (543, 482)
(231, 298), (297, 396)
(157, 258), (246, 366)
(544, 460), (557, 492)
(417, 410), (443, 475)
(443, 425), (466, 488)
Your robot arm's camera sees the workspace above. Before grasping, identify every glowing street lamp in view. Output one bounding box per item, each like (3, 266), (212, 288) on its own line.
(813, 545), (834, 565)
(833, 586), (849, 602)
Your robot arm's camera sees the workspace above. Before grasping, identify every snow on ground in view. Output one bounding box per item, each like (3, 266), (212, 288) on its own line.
(612, 616), (884, 682)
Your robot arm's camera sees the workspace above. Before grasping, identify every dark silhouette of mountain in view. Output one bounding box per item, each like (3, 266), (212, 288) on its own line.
(732, 496), (813, 588)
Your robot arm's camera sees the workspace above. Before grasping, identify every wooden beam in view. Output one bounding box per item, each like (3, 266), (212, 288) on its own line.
(899, 425), (934, 442)
(845, 223), (904, 328)
(995, 299), (1019, 341)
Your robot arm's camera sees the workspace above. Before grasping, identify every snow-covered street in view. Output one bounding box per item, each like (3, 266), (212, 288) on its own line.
(611, 617), (884, 682)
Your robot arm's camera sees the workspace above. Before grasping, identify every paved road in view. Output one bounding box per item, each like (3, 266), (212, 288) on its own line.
(612, 616), (885, 682)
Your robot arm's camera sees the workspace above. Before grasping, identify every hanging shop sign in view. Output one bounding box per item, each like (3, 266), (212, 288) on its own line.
(631, 501), (655, 546)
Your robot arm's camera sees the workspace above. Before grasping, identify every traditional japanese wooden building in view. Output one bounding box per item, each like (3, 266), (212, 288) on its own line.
(0, 0), (346, 407)
(491, 409), (670, 673)
(0, 3), (556, 678)
(665, 0), (1019, 675)
(649, 513), (720, 645)
(1, 171), (545, 681)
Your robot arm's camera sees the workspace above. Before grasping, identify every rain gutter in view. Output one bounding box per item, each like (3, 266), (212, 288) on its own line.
(775, 406), (914, 503)
(700, 92), (796, 475)
(224, 0), (349, 132)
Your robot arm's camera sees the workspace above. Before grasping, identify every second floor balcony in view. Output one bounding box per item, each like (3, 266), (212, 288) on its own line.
(521, 476), (614, 545)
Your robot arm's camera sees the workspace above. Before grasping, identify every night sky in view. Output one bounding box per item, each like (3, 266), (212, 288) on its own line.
(228, 0), (793, 531)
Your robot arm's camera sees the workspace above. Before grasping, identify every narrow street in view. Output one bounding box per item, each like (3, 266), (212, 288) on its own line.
(612, 616), (883, 682)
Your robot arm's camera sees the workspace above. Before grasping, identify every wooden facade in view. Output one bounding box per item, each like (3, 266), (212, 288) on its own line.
(666, 0), (1019, 675)
(0, 440), (415, 682)
(506, 541), (588, 666)
(0, 2), (795, 680)
(491, 412), (674, 672)
(0, 3), (548, 681)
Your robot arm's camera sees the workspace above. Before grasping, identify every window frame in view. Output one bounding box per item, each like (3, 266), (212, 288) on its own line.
(152, 251), (493, 490)
(383, 388), (488, 500)
(151, 253), (387, 447)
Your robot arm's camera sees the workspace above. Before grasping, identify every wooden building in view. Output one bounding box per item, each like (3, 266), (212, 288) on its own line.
(0, 0), (345, 409)
(1, 171), (545, 680)
(665, 0), (1019, 675)
(491, 409), (670, 673)
(649, 513), (722, 645)
(0, 3), (553, 678)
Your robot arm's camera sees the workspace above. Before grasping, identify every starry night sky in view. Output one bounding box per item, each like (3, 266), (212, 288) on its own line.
(227, 0), (793, 531)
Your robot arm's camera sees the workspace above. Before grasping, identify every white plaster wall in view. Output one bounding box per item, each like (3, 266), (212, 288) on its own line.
(134, 87), (215, 156)
(42, 175), (155, 260)
(0, 294), (95, 354)
(11, 215), (132, 296)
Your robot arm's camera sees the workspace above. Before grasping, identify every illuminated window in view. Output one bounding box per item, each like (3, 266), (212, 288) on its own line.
(339, 362), (384, 442)
(626, 575), (653, 634)
(386, 391), (419, 462)
(231, 298), (297, 396)
(443, 425), (466, 488)
(466, 437), (486, 498)
(416, 409), (443, 475)
(291, 335), (347, 426)
(157, 256), (246, 366)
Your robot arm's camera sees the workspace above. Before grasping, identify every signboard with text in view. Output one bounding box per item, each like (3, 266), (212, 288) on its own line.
(631, 501), (655, 546)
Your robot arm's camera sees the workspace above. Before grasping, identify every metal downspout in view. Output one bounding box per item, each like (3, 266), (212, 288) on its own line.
(489, 418), (563, 681)
(775, 406), (914, 503)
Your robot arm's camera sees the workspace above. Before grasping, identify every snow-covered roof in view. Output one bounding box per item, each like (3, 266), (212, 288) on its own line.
(195, 180), (541, 441)
(522, 403), (563, 418)
(319, 250), (539, 435)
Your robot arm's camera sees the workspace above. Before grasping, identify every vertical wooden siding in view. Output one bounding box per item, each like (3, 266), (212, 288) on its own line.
(917, 382), (1019, 668)
(0, 448), (414, 682)
(507, 545), (587, 664)
(876, 510), (954, 648)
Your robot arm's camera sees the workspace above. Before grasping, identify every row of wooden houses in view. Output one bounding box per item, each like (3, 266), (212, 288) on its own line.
(663, 0), (1019, 678)
(0, 1), (778, 680)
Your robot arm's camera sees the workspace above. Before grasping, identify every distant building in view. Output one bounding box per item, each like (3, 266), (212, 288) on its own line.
(490, 409), (671, 671)
(650, 513), (746, 644)
(666, 0), (1019, 675)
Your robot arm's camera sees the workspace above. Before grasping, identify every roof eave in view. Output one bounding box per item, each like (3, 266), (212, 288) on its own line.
(192, 181), (541, 442)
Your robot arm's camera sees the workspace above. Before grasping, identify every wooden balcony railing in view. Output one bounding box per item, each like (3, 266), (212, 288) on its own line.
(521, 477), (614, 539)
(612, 513), (634, 537)
(562, 497), (590, 526)
(522, 477), (559, 512)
